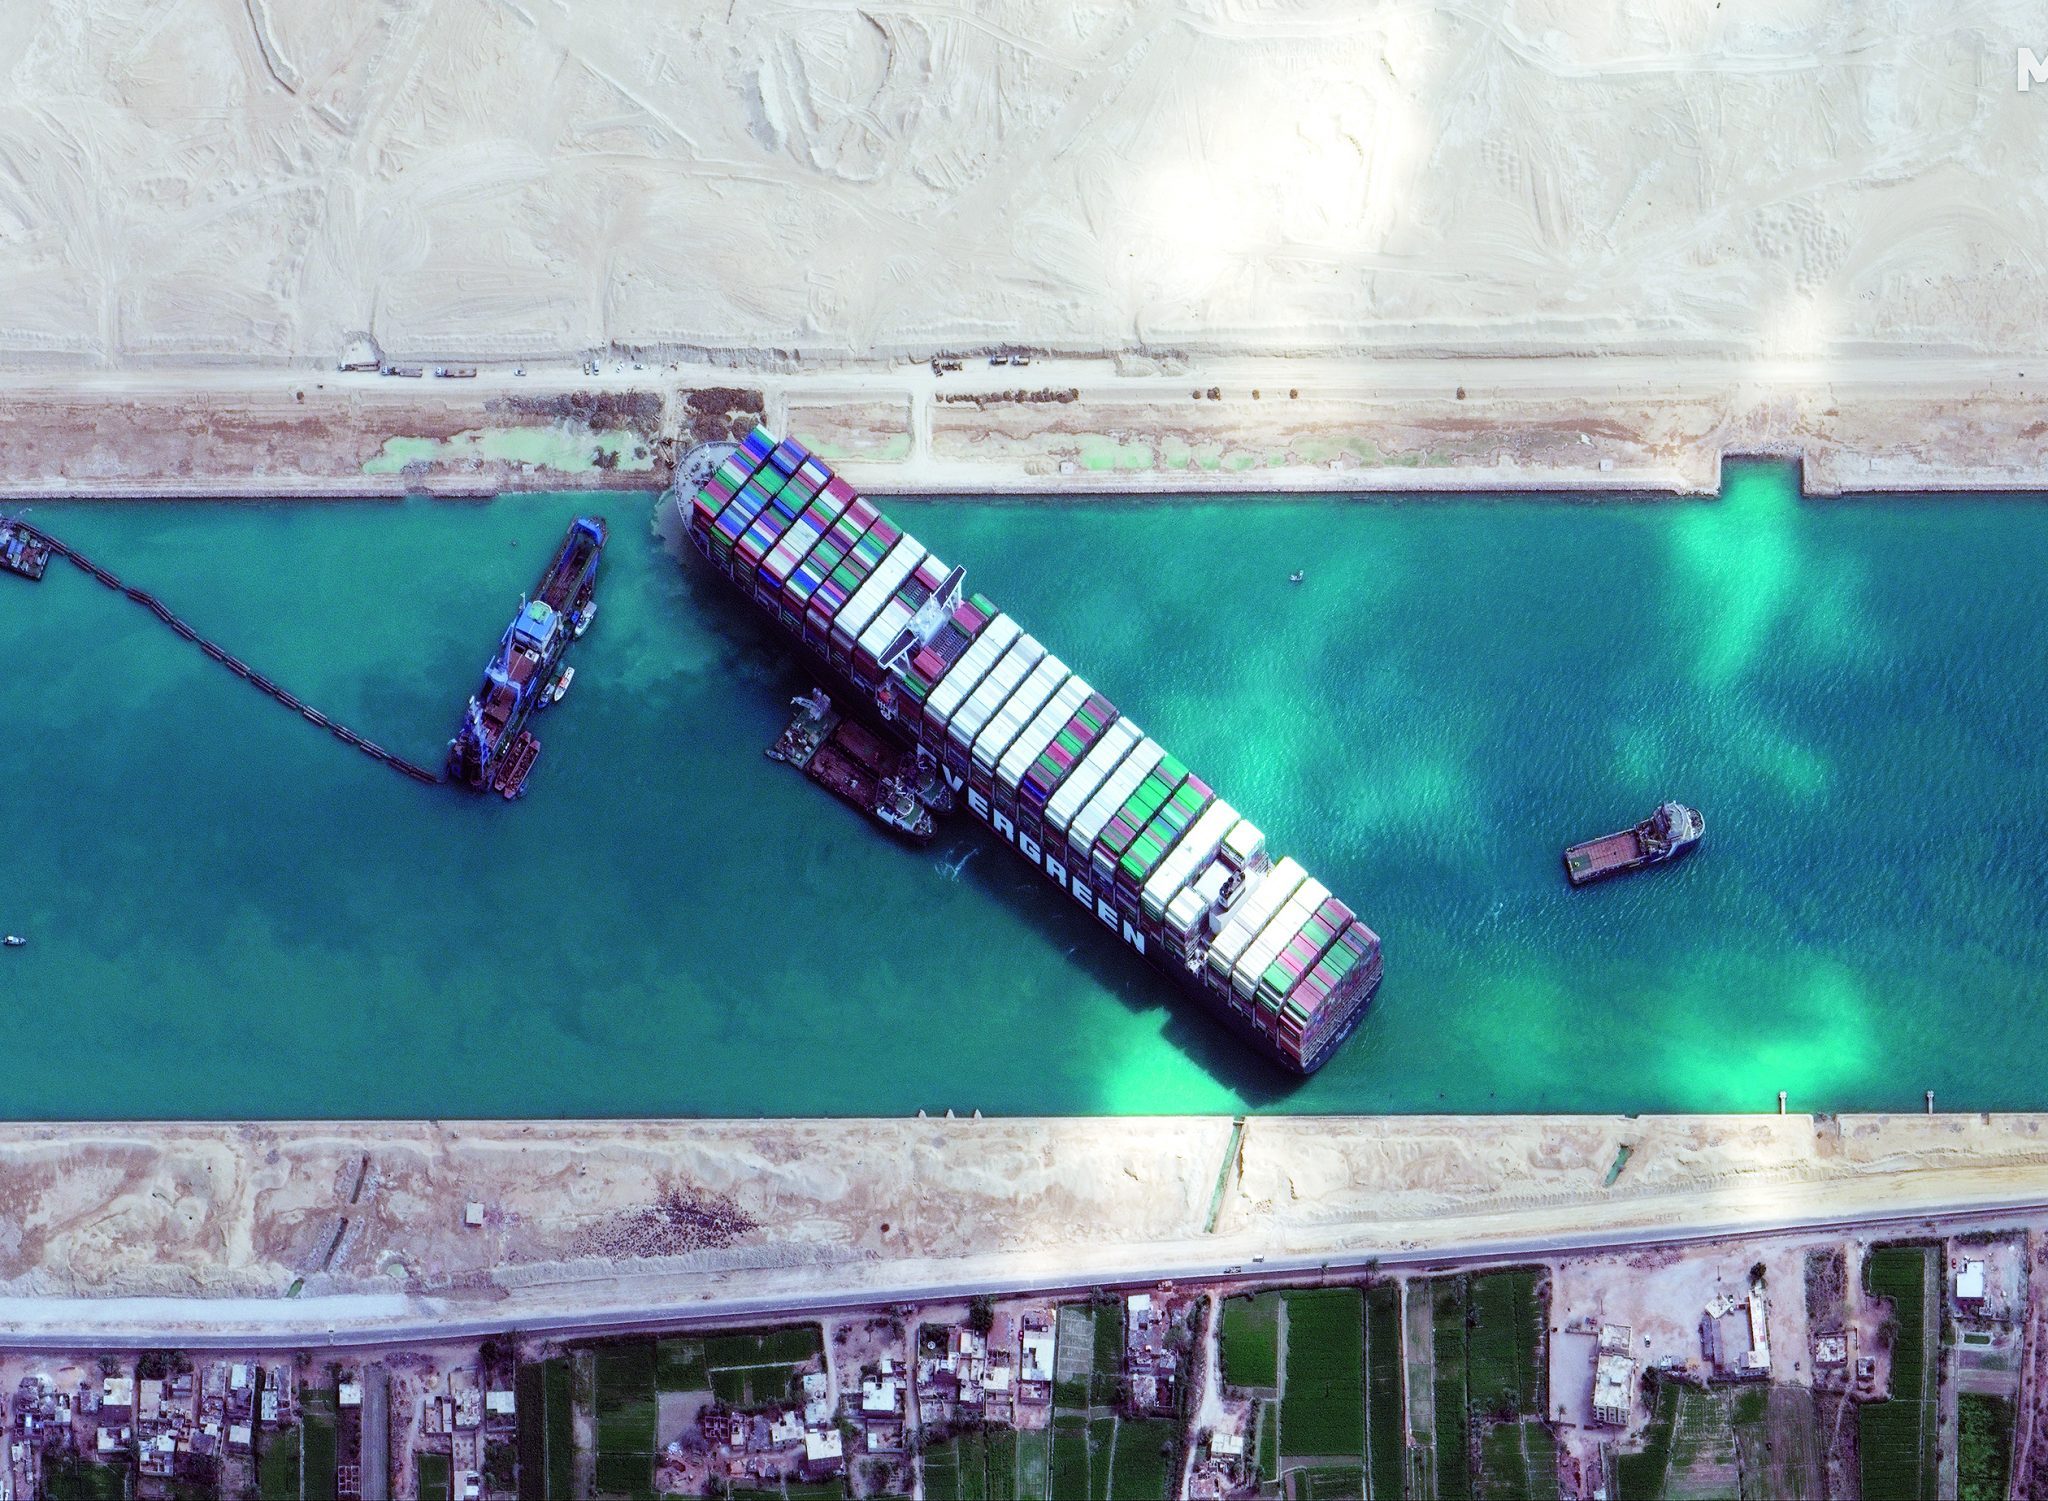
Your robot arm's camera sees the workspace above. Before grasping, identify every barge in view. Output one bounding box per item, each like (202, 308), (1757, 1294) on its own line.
(0, 520), (51, 582)
(770, 689), (935, 843)
(679, 427), (1381, 1075)
(1564, 801), (1704, 885)
(449, 516), (605, 798)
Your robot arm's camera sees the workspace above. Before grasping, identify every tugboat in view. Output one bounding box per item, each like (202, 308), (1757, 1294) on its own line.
(1564, 801), (1704, 886)
(0, 519), (51, 582)
(3, 935), (25, 948)
(769, 689), (936, 844)
(448, 516), (606, 798)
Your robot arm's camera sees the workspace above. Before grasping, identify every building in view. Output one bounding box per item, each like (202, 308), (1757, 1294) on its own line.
(1593, 1354), (1637, 1426)
(1956, 1259), (1987, 1306)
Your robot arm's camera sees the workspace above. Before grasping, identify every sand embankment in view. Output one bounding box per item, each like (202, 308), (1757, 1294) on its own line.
(0, 3), (2043, 499)
(3, 1115), (2045, 1313)
(4, 357), (2047, 500)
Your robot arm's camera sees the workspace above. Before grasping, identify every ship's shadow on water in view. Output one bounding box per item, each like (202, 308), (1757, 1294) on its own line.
(933, 820), (1306, 1109)
(674, 540), (1303, 1109)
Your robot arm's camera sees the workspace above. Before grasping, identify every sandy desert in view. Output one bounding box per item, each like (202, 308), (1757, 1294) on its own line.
(0, 1), (2043, 495)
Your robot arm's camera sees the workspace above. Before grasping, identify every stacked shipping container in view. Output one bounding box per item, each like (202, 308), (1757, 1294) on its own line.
(681, 427), (1382, 1073)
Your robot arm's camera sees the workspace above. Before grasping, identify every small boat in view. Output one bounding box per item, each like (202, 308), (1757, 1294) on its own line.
(1564, 802), (1704, 886)
(1289, 570), (1305, 584)
(573, 600), (597, 639)
(551, 666), (575, 704)
(3, 935), (25, 948)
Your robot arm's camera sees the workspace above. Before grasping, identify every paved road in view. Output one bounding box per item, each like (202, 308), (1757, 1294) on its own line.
(3, 1194), (2045, 1353)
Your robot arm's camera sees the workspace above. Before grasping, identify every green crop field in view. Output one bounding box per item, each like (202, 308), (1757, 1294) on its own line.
(1017, 1425), (1051, 1501)
(986, 1427), (1020, 1501)
(1053, 1414), (1091, 1499)
(417, 1452), (451, 1501)
(1365, 1284), (1404, 1501)
(1111, 1417), (1178, 1500)
(1859, 1244), (1938, 1501)
(1292, 1464), (1367, 1500)
(1055, 1306), (1098, 1408)
(41, 1458), (131, 1501)
(655, 1337), (710, 1393)
(1088, 1416), (1116, 1501)
(1221, 1292), (1282, 1391)
(1431, 1279), (1472, 1501)
(299, 1387), (337, 1501)
(258, 1423), (300, 1501)
(1615, 1381), (1679, 1501)
(1279, 1289), (1366, 1461)
(1466, 1270), (1542, 1417)
(593, 1341), (658, 1500)
(924, 1429), (989, 1501)
(1959, 1393), (2015, 1501)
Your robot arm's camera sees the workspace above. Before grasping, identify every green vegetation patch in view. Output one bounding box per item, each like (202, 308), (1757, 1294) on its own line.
(654, 1337), (710, 1393)
(544, 1358), (576, 1501)
(1052, 1414), (1091, 1500)
(1086, 1416), (1116, 1501)
(986, 1426), (1020, 1501)
(417, 1452), (451, 1501)
(1054, 1306), (1098, 1409)
(1111, 1417), (1178, 1500)
(1220, 1292), (1282, 1391)
(1615, 1380), (1678, 1501)
(1280, 1289), (1366, 1460)
(41, 1457), (132, 1501)
(1430, 1279), (1472, 1501)
(1859, 1244), (1938, 1501)
(258, 1422), (301, 1501)
(1659, 1388), (1738, 1501)
(1016, 1424), (1051, 1501)
(592, 1340), (657, 1500)
(1365, 1284), (1405, 1501)
(300, 1386), (338, 1501)
(1255, 1401), (1278, 1485)
(1959, 1393), (2015, 1501)
(1293, 1464), (1368, 1500)
(1466, 1270), (1543, 1418)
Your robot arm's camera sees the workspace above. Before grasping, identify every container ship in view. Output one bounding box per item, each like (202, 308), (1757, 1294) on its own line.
(1564, 801), (1704, 885)
(449, 515), (606, 798)
(679, 427), (1381, 1074)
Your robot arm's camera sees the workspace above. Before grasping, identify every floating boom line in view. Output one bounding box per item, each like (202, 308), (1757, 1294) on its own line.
(13, 520), (442, 786)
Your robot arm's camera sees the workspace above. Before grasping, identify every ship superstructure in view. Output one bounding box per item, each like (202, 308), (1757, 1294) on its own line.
(681, 428), (1381, 1074)
(449, 515), (606, 797)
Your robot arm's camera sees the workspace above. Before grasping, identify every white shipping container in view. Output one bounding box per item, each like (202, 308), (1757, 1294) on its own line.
(1043, 718), (1141, 837)
(926, 615), (1019, 727)
(1142, 801), (1240, 921)
(1232, 879), (1331, 999)
(948, 636), (1042, 751)
(1207, 858), (1305, 978)
(973, 656), (1068, 775)
(996, 676), (1090, 793)
(833, 539), (925, 647)
(1066, 739), (1164, 869)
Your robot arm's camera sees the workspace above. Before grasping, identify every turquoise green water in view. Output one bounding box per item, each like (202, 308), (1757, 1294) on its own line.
(3, 463), (2044, 1117)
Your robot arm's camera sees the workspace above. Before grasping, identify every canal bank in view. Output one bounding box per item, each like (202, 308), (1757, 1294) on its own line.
(2, 463), (2044, 1117)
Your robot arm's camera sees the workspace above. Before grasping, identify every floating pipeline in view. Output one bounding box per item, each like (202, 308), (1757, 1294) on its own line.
(676, 428), (1383, 1075)
(10, 521), (441, 786)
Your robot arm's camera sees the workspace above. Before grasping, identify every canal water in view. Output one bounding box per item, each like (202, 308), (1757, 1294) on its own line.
(2, 464), (2043, 1117)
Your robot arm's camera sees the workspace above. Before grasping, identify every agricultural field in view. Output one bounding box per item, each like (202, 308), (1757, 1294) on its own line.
(257, 1422), (301, 1501)
(416, 1452), (451, 1501)
(1040, 1300), (1167, 1500)
(593, 1340), (659, 1500)
(1958, 1393), (2015, 1501)
(1365, 1284), (1405, 1501)
(1217, 1283), (1405, 1499)
(42, 1457), (132, 1501)
(1858, 1244), (1938, 1501)
(1278, 1289), (1367, 1461)
(1221, 1292), (1282, 1392)
(1424, 1270), (1553, 1501)
(1616, 1382), (1821, 1501)
(512, 1357), (577, 1501)
(924, 1426), (1037, 1501)
(299, 1385), (338, 1501)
